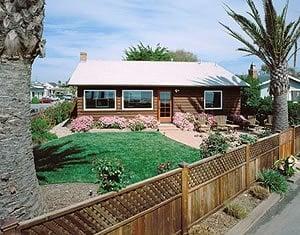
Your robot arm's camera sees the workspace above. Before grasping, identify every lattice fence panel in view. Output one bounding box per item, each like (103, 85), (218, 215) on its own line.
(189, 147), (246, 188)
(20, 171), (182, 234)
(250, 135), (279, 159)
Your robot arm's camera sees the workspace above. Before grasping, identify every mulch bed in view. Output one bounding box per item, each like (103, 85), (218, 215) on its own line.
(189, 191), (262, 235)
(41, 183), (99, 212)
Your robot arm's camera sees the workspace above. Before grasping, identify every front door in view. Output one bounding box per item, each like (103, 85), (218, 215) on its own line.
(159, 91), (172, 123)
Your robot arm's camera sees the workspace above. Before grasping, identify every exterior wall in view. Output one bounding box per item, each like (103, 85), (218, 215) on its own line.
(261, 79), (300, 102)
(76, 86), (242, 120)
(30, 88), (44, 100)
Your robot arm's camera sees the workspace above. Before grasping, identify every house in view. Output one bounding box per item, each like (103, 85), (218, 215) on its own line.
(68, 52), (248, 123)
(260, 74), (300, 102)
(30, 82), (45, 100)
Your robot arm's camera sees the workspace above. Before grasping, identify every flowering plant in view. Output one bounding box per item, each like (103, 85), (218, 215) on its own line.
(135, 115), (159, 129)
(98, 116), (128, 129)
(71, 116), (94, 132)
(172, 112), (195, 131)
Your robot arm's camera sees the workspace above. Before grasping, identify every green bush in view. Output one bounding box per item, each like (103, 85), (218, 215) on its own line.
(224, 202), (249, 219)
(200, 132), (229, 158)
(43, 101), (75, 126)
(288, 101), (300, 125)
(239, 134), (257, 145)
(129, 120), (145, 131)
(157, 161), (172, 174)
(256, 129), (272, 138)
(93, 158), (126, 193)
(274, 156), (297, 177)
(31, 117), (57, 145)
(258, 169), (288, 194)
(31, 97), (40, 104)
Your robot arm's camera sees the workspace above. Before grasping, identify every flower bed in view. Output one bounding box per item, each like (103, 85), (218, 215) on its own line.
(172, 112), (216, 131)
(70, 115), (159, 132)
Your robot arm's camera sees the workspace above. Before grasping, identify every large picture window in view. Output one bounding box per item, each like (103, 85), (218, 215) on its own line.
(84, 90), (116, 110)
(122, 90), (153, 110)
(204, 90), (223, 110)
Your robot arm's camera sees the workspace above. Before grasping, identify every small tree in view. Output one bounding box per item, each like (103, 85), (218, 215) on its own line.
(124, 42), (171, 61)
(169, 49), (198, 62)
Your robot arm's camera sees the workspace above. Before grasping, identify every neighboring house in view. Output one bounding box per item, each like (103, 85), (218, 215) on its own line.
(68, 52), (248, 123)
(44, 82), (59, 97)
(30, 82), (45, 100)
(260, 73), (300, 102)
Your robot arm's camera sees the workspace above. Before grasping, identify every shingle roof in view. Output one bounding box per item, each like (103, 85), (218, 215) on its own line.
(68, 60), (249, 87)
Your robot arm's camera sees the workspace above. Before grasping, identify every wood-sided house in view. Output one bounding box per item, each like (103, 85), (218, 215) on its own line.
(68, 53), (248, 123)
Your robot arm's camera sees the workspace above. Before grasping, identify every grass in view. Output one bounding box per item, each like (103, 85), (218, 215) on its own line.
(34, 132), (200, 185)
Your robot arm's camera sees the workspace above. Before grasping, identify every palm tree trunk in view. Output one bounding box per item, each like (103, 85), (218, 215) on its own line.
(270, 63), (290, 132)
(0, 61), (43, 220)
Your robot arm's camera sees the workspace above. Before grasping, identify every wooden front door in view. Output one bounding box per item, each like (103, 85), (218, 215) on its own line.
(159, 91), (172, 123)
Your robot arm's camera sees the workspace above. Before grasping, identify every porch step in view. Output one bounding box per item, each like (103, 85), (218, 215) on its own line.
(158, 124), (179, 131)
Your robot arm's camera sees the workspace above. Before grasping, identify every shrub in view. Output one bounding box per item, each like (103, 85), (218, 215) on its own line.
(224, 202), (249, 219)
(43, 101), (75, 126)
(274, 156), (297, 177)
(157, 162), (172, 174)
(98, 116), (128, 129)
(239, 134), (257, 145)
(31, 116), (57, 145)
(31, 96), (40, 104)
(288, 101), (300, 125)
(173, 112), (194, 131)
(71, 116), (94, 132)
(249, 185), (270, 200)
(93, 158), (126, 193)
(129, 119), (145, 131)
(258, 169), (288, 194)
(135, 115), (159, 129)
(256, 129), (272, 138)
(200, 132), (229, 158)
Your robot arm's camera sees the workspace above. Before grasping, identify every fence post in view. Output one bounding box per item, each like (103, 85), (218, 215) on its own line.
(179, 162), (190, 235)
(245, 144), (251, 189)
(291, 126), (296, 156)
(0, 218), (19, 235)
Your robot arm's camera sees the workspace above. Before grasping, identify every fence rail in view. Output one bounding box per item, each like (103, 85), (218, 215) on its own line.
(1, 126), (299, 235)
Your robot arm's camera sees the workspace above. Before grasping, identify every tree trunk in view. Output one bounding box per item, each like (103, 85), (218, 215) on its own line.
(0, 60), (43, 221)
(270, 63), (290, 132)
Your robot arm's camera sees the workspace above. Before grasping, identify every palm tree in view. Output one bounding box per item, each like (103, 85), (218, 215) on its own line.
(221, 0), (300, 131)
(0, 0), (45, 220)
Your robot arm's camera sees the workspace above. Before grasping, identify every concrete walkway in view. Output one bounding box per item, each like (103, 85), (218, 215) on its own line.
(159, 124), (207, 149)
(247, 179), (300, 235)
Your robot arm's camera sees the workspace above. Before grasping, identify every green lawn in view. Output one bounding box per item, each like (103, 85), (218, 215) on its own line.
(34, 132), (200, 185)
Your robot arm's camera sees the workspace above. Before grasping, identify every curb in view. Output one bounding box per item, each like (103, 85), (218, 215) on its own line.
(225, 193), (281, 235)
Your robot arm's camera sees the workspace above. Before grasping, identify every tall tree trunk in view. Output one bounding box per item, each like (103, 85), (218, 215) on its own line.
(270, 62), (290, 132)
(0, 61), (43, 220)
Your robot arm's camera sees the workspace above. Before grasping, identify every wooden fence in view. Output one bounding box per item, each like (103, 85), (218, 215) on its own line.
(1, 126), (299, 235)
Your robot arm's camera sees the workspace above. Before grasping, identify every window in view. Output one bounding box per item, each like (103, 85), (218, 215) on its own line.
(204, 90), (222, 110)
(84, 90), (116, 110)
(291, 90), (300, 102)
(122, 90), (153, 110)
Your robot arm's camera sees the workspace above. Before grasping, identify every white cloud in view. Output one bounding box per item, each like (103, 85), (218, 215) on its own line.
(32, 0), (300, 82)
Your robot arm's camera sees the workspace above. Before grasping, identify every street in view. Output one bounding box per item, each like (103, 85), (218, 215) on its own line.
(247, 181), (300, 235)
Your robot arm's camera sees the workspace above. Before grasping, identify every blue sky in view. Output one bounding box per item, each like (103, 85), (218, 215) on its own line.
(32, 0), (300, 82)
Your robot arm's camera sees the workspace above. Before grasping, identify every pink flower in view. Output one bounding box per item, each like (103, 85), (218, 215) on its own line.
(173, 112), (194, 131)
(98, 116), (128, 129)
(71, 116), (94, 132)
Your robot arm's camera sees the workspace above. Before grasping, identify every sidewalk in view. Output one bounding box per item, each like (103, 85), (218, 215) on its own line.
(246, 179), (300, 235)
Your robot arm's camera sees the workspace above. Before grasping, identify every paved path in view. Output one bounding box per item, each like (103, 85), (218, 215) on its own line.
(247, 180), (300, 235)
(159, 124), (207, 149)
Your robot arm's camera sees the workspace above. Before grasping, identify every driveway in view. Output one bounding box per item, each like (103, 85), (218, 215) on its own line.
(247, 180), (300, 235)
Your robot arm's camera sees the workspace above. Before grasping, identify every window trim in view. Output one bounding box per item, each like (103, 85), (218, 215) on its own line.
(83, 89), (117, 111)
(122, 90), (154, 111)
(204, 90), (223, 110)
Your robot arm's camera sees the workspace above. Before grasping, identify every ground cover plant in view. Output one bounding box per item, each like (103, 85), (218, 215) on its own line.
(258, 169), (288, 194)
(34, 132), (199, 186)
(200, 132), (230, 158)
